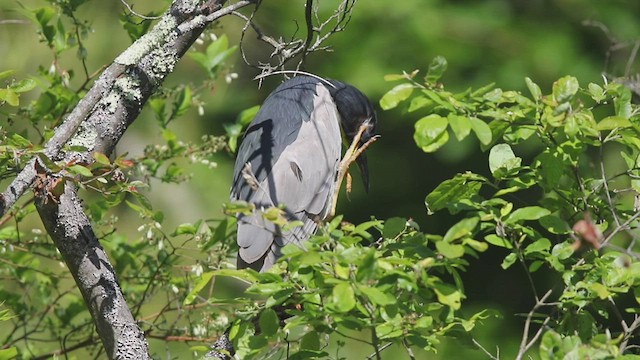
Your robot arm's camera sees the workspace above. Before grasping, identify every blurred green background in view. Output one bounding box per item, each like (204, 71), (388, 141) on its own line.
(1, 0), (639, 358)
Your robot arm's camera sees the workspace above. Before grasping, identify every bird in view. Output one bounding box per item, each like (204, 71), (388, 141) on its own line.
(230, 75), (378, 272)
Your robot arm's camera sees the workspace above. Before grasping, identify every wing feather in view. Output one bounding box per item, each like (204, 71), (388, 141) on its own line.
(231, 77), (342, 271)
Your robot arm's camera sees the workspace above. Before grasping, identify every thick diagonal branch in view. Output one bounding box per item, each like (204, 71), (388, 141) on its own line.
(36, 182), (150, 359)
(15, 0), (255, 358)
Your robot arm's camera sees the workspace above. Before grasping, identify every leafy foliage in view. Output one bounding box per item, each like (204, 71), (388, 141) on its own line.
(2, 0), (640, 358)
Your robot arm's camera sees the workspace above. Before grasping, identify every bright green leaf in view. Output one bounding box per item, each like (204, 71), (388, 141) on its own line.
(597, 116), (632, 131)
(0, 347), (18, 360)
(525, 77), (542, 100)
(469, 117), (492, 145)
(524, 238), (551, 255)
(331, 283), (356, 312)
(425, 173), (484, 214)
(184, 272), (214, 305)
(501, 253), (517, 269)
(359, 285), (396, 306)
(443, 217), (479, 243)
(489, 144), (521, 175)
(553, 76), (579, 103)
(380, 83), (414, 110)
(485, 234), (513, 249)
(414, 114), (449, 153)
(448, 114), (472, 141)
(67, 164), (93, 177)
(507, 206), (551, 223)
(433, 283), (461, 310)
(436, 240), (465, 259)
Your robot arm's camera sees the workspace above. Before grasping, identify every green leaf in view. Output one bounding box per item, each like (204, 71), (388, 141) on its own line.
(596, 116), (632, 131)
(380, 83), (414, 110)
(448, 114), (472, 141)
(414, 114), (449, 153)
(183, 271), (214, 305)
(358, 285), (396, 306)
(485, 234), (513, 249)
(588, 83), (605, 103)
(507, 206), (551, 223)
(552, 76), (579, 103)
(501, 253), (517, 269)
(436, 240), (465, 259)
(524, 238), (551, 255)
(173, 223), (197, 236)
(237, 105), (260, 126)
(174, 85), (192, 117)
(464, 238), (489, 252)
(188, 34), (237, 76)
(331, 283), (356, 312)
(0, 347), (18, 360)
(211, 268), (259, 283)
(10, 78), (36, 93)
(0, 70), (15, 80)
(425, 56), (448, 84)
(469, 117), (492, 145)
(93, 152), (111, 165)
(614, 87), (632, 118)
(443, 217), (479, 243)
(588, 283), (610, 300)
(425, 173), (484, 214)
(433, 283), (461, 310)
(551, 242), (574, 260)
(67, 164), (93, 177)
(259, 308), (279, 336)
(300, 331), (321, 351)
(0, 88), (19, 106)
(539, 215), (570, 234)
(489, 144), (521, 176)
(382, 217), (406, 238)
(525, 77), (542, 100)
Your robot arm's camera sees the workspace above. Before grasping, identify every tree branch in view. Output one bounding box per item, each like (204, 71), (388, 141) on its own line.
(6, 0), (255, 358)
(36, 182), (150, 359)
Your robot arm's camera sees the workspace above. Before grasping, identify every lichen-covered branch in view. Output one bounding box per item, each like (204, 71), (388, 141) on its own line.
(0, 0), (254, 217)
(35, 182), (150, 359)
(6, 0), (255, 358)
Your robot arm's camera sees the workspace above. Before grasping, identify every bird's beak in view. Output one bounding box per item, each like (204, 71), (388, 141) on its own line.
(356, 153), (370, 193)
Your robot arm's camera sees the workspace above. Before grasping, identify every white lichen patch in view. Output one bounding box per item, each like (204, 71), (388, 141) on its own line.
(150, 48), (178, 78)
(114, 76), (142, 104)
(68, 122), (98, 151)
(115, 15), (177, 65)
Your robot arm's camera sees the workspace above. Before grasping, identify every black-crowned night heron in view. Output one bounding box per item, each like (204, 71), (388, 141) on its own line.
(230, 75), (378, 272)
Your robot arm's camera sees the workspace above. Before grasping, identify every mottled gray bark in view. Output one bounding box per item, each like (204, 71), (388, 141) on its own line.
(17, 0), (255, 358)
(36, 183), (151, 360)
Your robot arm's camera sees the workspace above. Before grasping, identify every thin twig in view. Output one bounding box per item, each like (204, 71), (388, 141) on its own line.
(119, 0), (163, 20)
(515, 289), (553, 360)
(472, 338), (500, 360)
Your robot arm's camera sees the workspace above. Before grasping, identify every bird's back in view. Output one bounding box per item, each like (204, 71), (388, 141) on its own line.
(231, 76), (342, 271)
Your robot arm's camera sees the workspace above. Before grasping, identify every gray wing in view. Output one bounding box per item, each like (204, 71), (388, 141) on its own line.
(231, 78), (342, 272)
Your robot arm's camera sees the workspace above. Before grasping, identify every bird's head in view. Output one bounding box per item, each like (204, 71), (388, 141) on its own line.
(328, 80), (378, 192)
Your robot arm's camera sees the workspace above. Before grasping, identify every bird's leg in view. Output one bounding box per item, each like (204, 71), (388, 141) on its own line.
(327, 123), (380, 219)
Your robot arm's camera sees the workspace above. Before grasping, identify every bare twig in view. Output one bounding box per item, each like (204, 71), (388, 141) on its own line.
(233, 0), (358, 80)
(515, 289), (553, 360)
(619, 315), (640, 353)
(119, 0), (163, 20)
(472, 338), (500, 360)
(0, 19), (29, 25)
